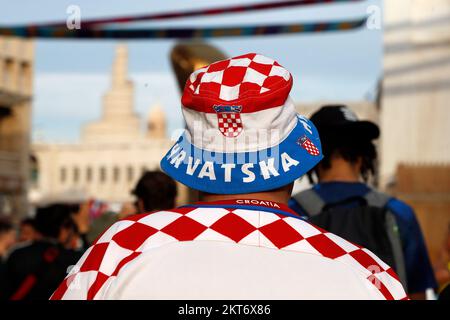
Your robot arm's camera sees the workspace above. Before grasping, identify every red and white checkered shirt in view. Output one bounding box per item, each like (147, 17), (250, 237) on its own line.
(51, 200), (408, 300)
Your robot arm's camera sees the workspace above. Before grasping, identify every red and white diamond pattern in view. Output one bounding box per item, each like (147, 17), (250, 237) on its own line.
(187, 53), (291, 101)
(217, 112), (243, 137)
(51, 207), (408, 300)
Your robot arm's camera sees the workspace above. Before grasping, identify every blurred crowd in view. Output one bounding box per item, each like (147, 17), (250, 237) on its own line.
(0, 171), (177, 300)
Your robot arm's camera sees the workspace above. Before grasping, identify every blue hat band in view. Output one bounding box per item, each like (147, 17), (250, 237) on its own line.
(160, 115), (323, 194)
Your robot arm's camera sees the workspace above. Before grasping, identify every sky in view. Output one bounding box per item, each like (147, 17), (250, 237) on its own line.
(0, 0), (383, 142)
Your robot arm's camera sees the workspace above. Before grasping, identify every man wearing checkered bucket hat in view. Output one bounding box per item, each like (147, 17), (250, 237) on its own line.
(52, 54), (408, 300)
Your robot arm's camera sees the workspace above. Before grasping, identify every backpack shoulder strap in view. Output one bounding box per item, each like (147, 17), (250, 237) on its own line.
(363, 189), (391, 208)
(365, 190), (408, 290)
(292, 189), (326, 217)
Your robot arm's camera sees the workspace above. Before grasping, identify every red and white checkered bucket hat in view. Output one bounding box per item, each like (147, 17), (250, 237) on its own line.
(161, 53), (322, 194)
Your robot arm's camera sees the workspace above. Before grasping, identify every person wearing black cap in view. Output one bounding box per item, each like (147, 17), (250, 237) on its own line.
(290, 105), (437, 299)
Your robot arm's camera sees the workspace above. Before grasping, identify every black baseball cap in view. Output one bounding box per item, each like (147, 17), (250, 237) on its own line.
(310, 105), (379, 140)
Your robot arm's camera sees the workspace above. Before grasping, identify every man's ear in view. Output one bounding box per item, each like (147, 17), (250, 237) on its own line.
(138, 199), (145, 213)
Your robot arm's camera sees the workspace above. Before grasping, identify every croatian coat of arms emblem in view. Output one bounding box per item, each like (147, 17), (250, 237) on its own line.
(213, 105), (243, 138)
(298, 135), (320, 156)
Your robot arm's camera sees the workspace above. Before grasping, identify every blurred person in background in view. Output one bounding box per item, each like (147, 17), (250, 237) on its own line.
(434, 223), (450, 292)
(132, 171), (177, 213)
(85, 199), (122, 244)
(69, 202), (91, 251)
(0, 219), (16, 297)
(118, 202), (137, 219)
(86, 171), (176, 243)
(0, 218), (16, 264)
(18, 218), (40, 243)
(0, 204), (83, 300)
(85, 199), (112, 244)
(290, 105), (437, 299)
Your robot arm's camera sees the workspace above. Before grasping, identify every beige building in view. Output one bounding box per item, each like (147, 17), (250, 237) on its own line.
(32, 44), (179, 206)
(0, 36), (34, 219)
(381, 0), (450, 188)
(381, 0), (450, 271)
(297, 0), (450, 191)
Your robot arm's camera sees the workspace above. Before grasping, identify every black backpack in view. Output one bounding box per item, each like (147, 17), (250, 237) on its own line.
(293, 189), (408, 290)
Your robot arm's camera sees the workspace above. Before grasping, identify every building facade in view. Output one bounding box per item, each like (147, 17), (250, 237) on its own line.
(381, 0), (450, 188)
(0, 36), (34, 219)
(32, 44), (181, 206)
(381, 0), (450, 269)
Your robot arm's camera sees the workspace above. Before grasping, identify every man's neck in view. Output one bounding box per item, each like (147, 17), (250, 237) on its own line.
(318, 158), (361, 183)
